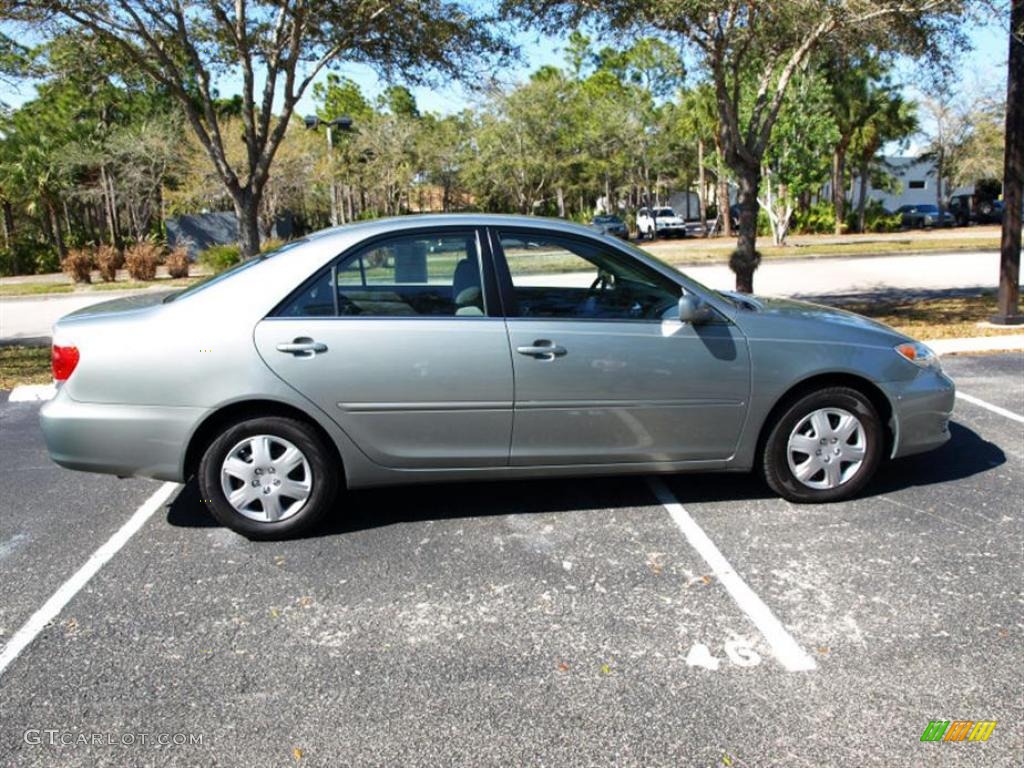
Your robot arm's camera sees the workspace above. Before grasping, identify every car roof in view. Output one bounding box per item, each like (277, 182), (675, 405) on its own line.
(307, 213), (605, 243)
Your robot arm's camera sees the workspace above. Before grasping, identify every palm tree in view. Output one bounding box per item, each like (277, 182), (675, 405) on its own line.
(850, 92), (918, 232)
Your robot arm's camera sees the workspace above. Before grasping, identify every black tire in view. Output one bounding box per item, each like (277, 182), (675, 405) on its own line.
(762, 386), (883, 503)
(198, 416), (340, 540)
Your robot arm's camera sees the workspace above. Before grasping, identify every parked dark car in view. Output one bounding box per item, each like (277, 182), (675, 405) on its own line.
(948, 194), (1003, 226)
(590, 214), (629, 239)
(896, 204), (954, 229)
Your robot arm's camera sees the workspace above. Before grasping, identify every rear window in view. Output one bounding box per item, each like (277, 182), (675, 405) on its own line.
(164, 239), (308, 303)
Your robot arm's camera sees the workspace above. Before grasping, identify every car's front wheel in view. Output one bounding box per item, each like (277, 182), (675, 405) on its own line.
(762, 387), (883, 503)
(198, 416), (339, 539)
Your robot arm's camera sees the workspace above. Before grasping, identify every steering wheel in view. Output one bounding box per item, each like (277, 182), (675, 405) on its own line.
(588, 270), (613, 294)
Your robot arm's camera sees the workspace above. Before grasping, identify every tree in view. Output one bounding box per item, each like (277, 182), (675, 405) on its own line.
(759, 67), (838, 245)
(993, 0), (1022, 324)
(4, 1), (507, 256)
(824, 55), (891, 234)
(850, 92), (917, 232)
(504, 0), (969, 292)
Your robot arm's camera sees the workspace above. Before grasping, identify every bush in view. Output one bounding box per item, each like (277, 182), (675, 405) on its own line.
(62, 247), (95, 284)
(792, 202), (837, 235)
(260, 237), (285, 254)
(124, 241), (161, 281)
(33, 246), (60, 275)
(95, 245), (124, 282)
(848, 200), (902, 233)
(165, 246), (191, 278)
(0, 241), (59, 276)
(199, 243), (241, 273)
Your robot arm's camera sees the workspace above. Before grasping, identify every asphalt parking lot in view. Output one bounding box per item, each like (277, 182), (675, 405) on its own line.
(0, 352), (1021, 767)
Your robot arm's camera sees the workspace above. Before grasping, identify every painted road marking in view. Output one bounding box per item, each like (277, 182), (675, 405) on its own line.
(648, 477), (817, 672)
(956, 391), (1024, 425)
(0, 482), (180, 679)
(8, 384), (56, 402)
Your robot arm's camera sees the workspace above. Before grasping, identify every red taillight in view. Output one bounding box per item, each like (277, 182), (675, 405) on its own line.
(52, 345), (80, 382)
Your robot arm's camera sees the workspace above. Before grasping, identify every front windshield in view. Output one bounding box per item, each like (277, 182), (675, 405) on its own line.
(654, 209), (675, 217)
(164, 239), (309, 302)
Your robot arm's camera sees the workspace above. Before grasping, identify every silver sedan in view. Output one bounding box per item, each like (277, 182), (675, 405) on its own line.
(41, 215), (955, 539)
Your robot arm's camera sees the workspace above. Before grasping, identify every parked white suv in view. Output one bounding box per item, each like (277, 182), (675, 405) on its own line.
(636, 207), (687, 239)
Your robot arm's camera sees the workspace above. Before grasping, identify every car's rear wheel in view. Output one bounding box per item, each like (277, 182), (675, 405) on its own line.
(198, 416), (339, 539)
(762, 387), (883, 503)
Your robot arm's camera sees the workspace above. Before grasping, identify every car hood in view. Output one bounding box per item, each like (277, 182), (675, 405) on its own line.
(63, 290), (176, 320)
(724, 293), (911, 343)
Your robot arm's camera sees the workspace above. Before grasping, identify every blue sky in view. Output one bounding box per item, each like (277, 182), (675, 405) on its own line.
(0, 15), (1011, 129)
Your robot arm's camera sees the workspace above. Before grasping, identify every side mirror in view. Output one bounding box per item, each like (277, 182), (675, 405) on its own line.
(677, 294), (707, 324)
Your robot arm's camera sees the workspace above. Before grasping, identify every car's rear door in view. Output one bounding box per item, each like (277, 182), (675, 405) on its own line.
(254, 227), (513, 469)
(490, 227), (750, 466)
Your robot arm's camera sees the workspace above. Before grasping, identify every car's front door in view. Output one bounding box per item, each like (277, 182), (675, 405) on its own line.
(491, 229), (750, 466)
(255, 228), (513, 469)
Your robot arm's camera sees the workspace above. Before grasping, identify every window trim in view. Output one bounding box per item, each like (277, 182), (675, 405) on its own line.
(487, 226), (687, 325)
(268, 226), (499, 321)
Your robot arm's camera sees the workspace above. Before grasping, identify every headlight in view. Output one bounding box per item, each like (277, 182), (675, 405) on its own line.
(895, 342), (941, 370)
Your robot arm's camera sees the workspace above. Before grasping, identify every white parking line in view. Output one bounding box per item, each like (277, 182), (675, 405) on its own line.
(647, 478), (817, 672)
(0, 482), (180, 679)
(8, 384), (56, 402)
(956, 391), (1024, 425)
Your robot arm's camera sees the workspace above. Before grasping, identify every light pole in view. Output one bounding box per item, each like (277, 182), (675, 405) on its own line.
(304, 115), (354, 227)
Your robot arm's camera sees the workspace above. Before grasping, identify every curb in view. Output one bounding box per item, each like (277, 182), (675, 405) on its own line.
(927, 335), (1024, 356)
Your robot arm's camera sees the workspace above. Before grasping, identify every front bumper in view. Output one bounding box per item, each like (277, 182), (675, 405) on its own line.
(40, 388), (205, 482)
(883, 369), (956, 458)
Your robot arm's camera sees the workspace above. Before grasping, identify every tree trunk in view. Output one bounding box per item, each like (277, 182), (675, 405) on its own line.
(234, 188), (262, 258)
(730, 166), (762, 293)
(100, 165), (118, 246)
(556, 186), (566, 218)
(48, 200), (66, 258)
(697, 138), (707, 234)
(993, 0), (1023, 323)
(715, 141), (731, 237)
(1, 200), (13, 249)
(856, 160), (871, 233)
(832, 146), (846, 235)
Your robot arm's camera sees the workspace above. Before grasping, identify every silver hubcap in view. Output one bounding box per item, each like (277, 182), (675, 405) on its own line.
(786, 408), (867, 490)
(220, 435), (312, 522)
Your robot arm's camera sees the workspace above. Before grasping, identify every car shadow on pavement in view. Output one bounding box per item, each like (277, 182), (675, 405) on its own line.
(165, 421), (1003, 538)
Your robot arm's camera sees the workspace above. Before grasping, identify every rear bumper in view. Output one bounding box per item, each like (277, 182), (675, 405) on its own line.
(883, 369), (956, 459)
(40, 389), (204, 482)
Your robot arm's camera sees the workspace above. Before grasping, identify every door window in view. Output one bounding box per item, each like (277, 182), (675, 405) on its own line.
(497, 232), (680, 321)
(277, 231), (484, 318)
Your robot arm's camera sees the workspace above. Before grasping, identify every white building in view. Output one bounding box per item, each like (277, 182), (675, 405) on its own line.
(836, 155), (975, 211)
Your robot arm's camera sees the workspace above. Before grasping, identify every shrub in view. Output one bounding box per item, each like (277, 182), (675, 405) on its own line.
(32, 245), (60, 275)
(124, 241), (161, 281)
(260, 237), (285, 254)
(848, 200), (902, 233)
(0, 241), (59, 276)
(62, 247), (95, 284)
(95, 244), (124, 282)
(792, 202), (837, 235)
(199, 243), (241, 273)
(165, 246), (191, 278)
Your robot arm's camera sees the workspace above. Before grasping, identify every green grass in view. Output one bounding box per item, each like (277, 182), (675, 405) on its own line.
(0, 346), (51, 389)
(0, 277), (199, 297)
(648, 236), (1002, 266)
(0, 283), (75, 297)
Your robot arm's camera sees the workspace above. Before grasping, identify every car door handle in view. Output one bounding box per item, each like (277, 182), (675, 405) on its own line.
(516, 340), (567, 359)
(276, 338), (327, 357)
